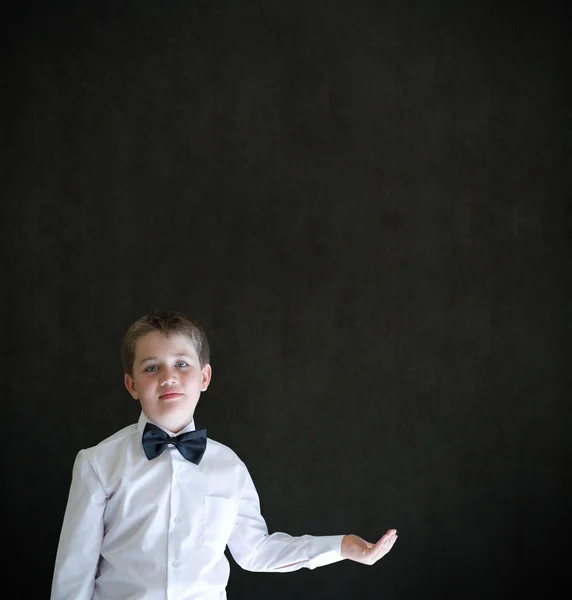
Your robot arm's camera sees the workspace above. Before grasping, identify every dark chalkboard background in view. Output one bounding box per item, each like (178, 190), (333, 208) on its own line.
(4, 1), (571, 598)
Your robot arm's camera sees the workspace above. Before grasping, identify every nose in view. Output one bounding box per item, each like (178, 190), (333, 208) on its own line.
(160, 367), (178, 386)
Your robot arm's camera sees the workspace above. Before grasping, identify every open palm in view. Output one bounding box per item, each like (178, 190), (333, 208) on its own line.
(340, 529), (398, 565)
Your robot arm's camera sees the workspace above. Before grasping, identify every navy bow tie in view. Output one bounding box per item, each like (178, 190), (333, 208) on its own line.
(142, 422), (207, 465)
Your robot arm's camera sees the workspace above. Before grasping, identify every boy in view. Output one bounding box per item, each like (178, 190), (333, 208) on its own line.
(51, 311), (398, 599)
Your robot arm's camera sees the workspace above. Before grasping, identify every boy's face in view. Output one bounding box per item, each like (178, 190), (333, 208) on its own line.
(124, 330), (212, 434)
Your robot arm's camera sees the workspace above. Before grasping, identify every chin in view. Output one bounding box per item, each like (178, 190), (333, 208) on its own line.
(157, 409), (195, 431)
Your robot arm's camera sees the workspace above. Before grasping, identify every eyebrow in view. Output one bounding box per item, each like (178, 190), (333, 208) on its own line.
(138, 354), (194, 365)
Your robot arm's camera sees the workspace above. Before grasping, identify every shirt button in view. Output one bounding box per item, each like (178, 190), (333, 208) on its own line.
(172, 561), (178, 568)
(174, 517), (180, 523)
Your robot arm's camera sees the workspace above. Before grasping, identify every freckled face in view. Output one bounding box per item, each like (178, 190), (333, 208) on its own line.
(124, 331), (212, 433)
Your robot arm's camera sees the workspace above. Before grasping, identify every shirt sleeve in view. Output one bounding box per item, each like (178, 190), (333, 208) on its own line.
(50, 449), (107, 600)
(226, 466), (346, 572)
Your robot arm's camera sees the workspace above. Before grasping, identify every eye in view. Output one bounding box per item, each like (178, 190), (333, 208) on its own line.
(176, 361), (188, 367)
(144, 365), (158, 372)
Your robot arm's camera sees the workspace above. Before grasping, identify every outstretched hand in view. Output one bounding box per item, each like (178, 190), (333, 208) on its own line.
(340, 529), (398, 565)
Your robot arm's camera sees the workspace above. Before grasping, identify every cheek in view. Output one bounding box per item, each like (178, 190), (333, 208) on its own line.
(136, 377), (155, 394)
(183, 373), (203, 389)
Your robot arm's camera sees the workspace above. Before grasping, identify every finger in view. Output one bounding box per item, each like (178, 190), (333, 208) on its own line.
(384, 529), (398, 547)
(374, 529), (397, 546)
(368, 530), (398, 563)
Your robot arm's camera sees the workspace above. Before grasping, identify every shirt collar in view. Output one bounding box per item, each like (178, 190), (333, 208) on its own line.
(136, 411), (197, 437)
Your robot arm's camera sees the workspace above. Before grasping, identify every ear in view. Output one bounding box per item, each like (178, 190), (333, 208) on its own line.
(124, 373), (139, 400)
(201, 364), (212, 392)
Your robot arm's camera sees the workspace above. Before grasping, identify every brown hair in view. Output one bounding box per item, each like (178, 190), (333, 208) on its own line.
(121, 311), (210, 375)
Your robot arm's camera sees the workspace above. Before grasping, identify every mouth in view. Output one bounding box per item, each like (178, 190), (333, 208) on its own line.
(159, 392), (184, 401)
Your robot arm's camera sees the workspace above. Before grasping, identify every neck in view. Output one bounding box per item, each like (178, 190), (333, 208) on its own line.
(147, 415), (194, 436)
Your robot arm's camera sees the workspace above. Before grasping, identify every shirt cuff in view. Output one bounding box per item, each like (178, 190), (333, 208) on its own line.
(307, 534), (346, 569)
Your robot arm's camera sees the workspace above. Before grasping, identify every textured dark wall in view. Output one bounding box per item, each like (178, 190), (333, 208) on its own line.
(4, 1), (571, 598)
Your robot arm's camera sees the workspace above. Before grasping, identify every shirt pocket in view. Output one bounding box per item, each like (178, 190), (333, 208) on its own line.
(202, 496), (239, 553)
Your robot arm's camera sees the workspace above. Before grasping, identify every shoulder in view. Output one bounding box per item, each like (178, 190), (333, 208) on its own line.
(74, 424), (138, 468)
(69, 423), (141, 489)
(87, 423), (138, 453)
(205, 436), (245, 466)
(202, 436), (257, 493)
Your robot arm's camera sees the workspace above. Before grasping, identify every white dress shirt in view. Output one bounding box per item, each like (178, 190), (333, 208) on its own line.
(51, 412), (345, 600)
